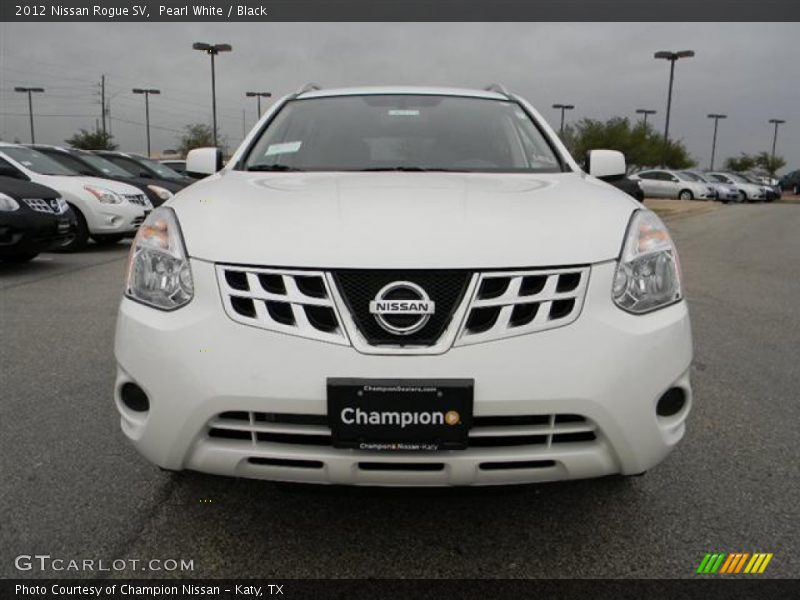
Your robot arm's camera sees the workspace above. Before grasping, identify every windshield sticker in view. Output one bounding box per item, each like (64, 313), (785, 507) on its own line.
(388, 109), (420, 116)
(264, 141), (302, 156)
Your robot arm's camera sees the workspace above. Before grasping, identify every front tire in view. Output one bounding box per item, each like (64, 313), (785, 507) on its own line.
(91, 234), (124, 246)
(58, 206), (89, 252)
(678, 189), (693, 201)
(738, 190), (748, 203)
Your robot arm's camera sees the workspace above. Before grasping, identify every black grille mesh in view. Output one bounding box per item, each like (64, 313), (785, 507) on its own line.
(333, 270), (472, 346)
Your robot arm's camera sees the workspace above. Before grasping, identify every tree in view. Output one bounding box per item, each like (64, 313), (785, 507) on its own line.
(755, 151), (786, 177)
(177, 123), (216, 157)
(65, 128), (117, 150)
(723, 153), (758, 173)
(567, 117), (694, 172)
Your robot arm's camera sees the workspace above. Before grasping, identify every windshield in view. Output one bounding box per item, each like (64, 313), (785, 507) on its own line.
(680, 171), (704, 182)
(136, 156), (185, 180)
(726, 173), (749, 183)
(1, 146), (77, 176)
(242, 95), (564, 173)
(709, 174), (730, 183)
(79, 152), (133, 178)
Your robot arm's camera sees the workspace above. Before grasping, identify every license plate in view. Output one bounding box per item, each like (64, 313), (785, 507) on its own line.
(328, 378), (473, 451)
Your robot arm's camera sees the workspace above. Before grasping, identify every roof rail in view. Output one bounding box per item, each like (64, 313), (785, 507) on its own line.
(295, 83), (322, 95)
(485, 83), (510, 96)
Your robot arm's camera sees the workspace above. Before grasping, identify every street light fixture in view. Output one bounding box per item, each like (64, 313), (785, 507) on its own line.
(192, 42), (232, 147)
(552, 103), (575, 136)
(768, 118), (786, 166)
(245, 91), (272, 119)
(635, 108), (657, 128)
(14, 86), (45, 143)
(706, 113), (727, 171)
(132, 88), (161, 157)
(654, 50), (695, 166)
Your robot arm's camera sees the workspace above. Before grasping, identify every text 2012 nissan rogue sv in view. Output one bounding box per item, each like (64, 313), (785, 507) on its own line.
(114, 85), (692, 486)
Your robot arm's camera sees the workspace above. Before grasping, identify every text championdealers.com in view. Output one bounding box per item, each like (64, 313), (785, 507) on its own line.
(1, 0), (798, 598)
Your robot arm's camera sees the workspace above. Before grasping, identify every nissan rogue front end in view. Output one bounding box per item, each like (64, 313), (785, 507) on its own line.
(114, 85), (693, 486)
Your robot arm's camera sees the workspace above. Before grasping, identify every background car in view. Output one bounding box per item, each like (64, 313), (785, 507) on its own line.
(630, 169), (715, 200)
(682, 171), (740, 203)
(30, 145), (179, 207)
(0, 143), (151, 251)
(0, 176), (75, 262)
(707, 172), (768, 202)
(602, 174), (644, 202)
(778, 169), (800, 194)
(160, 159), (186, 174)
(93, 151), (195, 189)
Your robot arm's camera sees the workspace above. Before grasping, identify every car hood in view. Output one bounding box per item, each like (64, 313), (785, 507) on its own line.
(170, 171), (639, 269)
(32, 174), (145, 197)
(0, 175), (60, 200)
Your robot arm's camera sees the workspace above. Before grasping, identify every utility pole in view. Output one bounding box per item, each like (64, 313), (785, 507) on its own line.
(14, 87), (45, 143)
(653, 50), (695, 167)
(101, 75), (106, 134)
(132, 88), (161, 157)
(707, 114), (727, 171)
(769, 119), (786, 167)
(552, 103), (575, 136)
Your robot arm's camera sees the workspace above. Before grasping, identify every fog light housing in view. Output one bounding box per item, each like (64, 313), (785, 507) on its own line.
(120, 382), (149, 412)
(656, 387), (686, 417)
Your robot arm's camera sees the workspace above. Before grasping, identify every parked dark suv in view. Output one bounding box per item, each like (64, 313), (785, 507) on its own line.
(779, 170), (800, 195)
(30, 145), (181, 207)
(0, 176), (75, 262)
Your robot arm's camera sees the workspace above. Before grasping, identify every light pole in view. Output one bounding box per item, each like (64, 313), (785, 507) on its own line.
(769, 118), (786, 167)
(552, 103), (575, 136)
(132, 88), (160, 157)
(192, 42), (232, 147)
(14, 86), (45, 143)
(245, 91), (272, 119)
(635, 108), (657, 128)
(654, 50), (695, 166)
(707, 113), (727, 171)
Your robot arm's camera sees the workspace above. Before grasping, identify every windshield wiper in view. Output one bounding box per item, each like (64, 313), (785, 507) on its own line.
(358, 166), (460, 172)
(246, 164), (305, 172)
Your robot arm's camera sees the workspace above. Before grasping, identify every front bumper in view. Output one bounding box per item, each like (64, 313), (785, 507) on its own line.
(83, 201), (147, 234)
(0, 210), (74, 256)
(114, 259), (693, 486)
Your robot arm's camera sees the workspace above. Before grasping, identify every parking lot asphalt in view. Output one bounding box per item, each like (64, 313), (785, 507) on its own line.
(1, 203), (798, 579)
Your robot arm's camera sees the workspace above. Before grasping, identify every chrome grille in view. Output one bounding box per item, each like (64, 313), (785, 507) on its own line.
(23, 198), (61, 214)
(216, 265), (348, 345)
(206, 411), (598, 449)
(456, 267), (590, 346)
(124, 193), (148, 206)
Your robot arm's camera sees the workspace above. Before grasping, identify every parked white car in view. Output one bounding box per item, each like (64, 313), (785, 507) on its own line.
(707, 172), (767, 202)
(0, 143), (151, 250)
(682, 171), (740, 203)
(114, 85), (692, 486)
(630, 169), (715, 200)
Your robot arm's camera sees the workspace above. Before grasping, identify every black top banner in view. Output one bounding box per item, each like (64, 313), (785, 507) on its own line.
(1, 0), (798, 22)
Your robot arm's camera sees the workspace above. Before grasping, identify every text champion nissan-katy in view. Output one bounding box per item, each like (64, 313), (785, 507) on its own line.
(114, 85), (692, 486)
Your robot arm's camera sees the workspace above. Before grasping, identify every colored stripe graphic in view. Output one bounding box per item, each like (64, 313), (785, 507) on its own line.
(701, 552), (774, 574)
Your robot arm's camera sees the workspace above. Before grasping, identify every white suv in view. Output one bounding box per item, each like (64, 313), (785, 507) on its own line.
(115, 86), (693, 486)
(0, 143), (151, 250)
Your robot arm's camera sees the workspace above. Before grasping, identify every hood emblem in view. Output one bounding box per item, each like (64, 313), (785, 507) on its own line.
(369, 281), (436, 336)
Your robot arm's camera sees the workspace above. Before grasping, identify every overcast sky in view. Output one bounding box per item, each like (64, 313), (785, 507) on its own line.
(0, 22), (796, 172)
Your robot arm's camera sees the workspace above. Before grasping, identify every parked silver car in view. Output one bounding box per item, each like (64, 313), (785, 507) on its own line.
(682, 171), (740, 203)
(630, 169), (715, 200)
(707, 172), (767, 202)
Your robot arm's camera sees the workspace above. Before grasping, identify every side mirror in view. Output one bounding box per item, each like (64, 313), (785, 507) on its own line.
(186, 147), (223, 176)
(586, 149), (626, 179)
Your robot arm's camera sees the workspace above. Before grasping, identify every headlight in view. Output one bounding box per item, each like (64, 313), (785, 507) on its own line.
(55, 197), (69, 214)
(0, 192), (20, 212)
(84, 185), (123, 204)
(124, 207), (193, 311)
(612, 210), (682, 314)
(147, 185), (173, 201)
